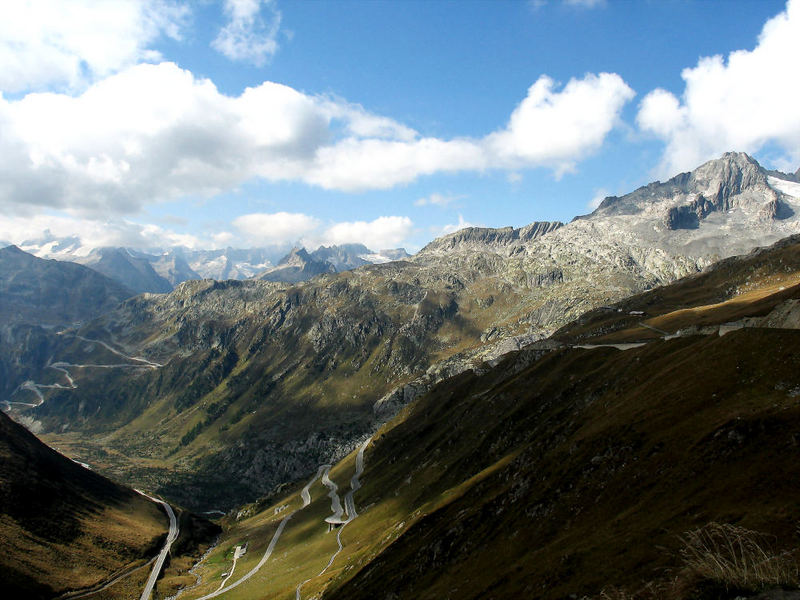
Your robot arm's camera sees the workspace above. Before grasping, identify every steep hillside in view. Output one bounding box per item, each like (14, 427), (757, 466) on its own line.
(76, 247), (173, 294)
(555, 233), (800, 344)
(0, 245), (134, 327)
(0, 410), (168, 598)
(6, 153), (800, 512)
(181, 234), (800, 600)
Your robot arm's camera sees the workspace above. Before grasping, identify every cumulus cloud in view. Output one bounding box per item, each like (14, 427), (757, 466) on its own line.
(563, 0), (606, 7)
(0, 63), (329, 217)
(637, 0), (800, 176)
(0, 214), (208, 253)
(232, 212), (321, 245)
(530, 0), (606, 10)
(213, 0), (282, 65)
(0, 61), (633, 218)
(318, 216), (413, 250)
(0, 210), (416, 254)
(0, 0), (187, 93)
(487, 73), (635, 175)
(230, 212), (413, 250)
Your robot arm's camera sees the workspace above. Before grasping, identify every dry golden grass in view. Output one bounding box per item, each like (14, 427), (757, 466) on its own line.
(679, 523), (799, 591)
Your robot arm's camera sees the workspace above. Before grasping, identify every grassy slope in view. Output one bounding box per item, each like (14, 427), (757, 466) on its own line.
(321, 329), (800, 599)
(555, 233), (800, 344)
(0, 410), (167, 598)
(176, 236), (800, 600)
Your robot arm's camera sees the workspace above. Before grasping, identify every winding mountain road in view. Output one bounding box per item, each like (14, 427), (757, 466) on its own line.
(138, 492), (179, 600)
(193, 465), (327, 600)
(7, 334), (162, 407)
(321, 465), (345, 525)
(63, 333), (164, 368)
(296, 437), (372, 600)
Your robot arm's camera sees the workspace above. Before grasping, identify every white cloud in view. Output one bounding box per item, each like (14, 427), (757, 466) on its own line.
(0, 62), (634, 218)
(230, 212), (413, 250)
(563, 0), (606, 7)
(318, 216), (413, 250)
(316, 97), (417, 141)
(0, 210), (416, 254)
(232, 212), (321, 245)
(213, 0), (282, 65)
(487, 73), (635, 175)
(0, 214), (209, 253)
(414, 193), (461, 207)
(529, 0), (606, 9)
(434, 215), (479, 237)
(637, 0), (800, 177)
(0, 0), (188, 93)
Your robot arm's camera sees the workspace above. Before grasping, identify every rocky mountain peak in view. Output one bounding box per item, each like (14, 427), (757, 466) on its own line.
(687, 151), (767, 202)
(309, 243), (371, 271)
(256, 247), (335, 283)
(589, 151), (796, 234)
(279, 247), (313, 267)
(1, 244), (25, 256)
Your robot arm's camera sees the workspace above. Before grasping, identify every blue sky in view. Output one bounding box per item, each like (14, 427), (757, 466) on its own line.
(1, 0), (799, 253)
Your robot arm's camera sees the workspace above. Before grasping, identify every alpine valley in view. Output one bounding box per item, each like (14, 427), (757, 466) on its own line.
(4, 152), (800, 599)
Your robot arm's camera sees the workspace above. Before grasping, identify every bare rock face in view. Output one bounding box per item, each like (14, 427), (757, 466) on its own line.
(75, 247), (173, 294)
(417, 221), (563, 257)
(255, 247), (336, 283)
(7, 152), (800, 509)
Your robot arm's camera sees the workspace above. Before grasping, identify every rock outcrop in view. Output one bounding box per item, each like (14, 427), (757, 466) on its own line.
(6, 152), (800, 509)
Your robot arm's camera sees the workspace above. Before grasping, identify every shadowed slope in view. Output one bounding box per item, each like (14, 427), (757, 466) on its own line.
(0, 411), (167, 598)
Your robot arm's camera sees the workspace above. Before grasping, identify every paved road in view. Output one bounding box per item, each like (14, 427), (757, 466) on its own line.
(296, 437), (372, 600)
(139, 493), (180, 600)
(65, 334), (163, 367)
(8, 335), (161, 407)
(575, 342), (647, 351)
(321, 465), (345, 525)
(194, 466), (326, 600)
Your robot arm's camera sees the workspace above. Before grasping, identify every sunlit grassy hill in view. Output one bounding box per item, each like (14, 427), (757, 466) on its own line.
(185, 234), (800, 600)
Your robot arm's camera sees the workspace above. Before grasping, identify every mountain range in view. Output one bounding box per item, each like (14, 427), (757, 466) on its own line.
(3, 151), (800, 598)
(2, 152), (798, 509)
(181, 230), (800, 600)
(13, 239), (411, 292)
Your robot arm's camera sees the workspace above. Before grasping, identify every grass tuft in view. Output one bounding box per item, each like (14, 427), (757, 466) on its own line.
(679, 522), (799, 592)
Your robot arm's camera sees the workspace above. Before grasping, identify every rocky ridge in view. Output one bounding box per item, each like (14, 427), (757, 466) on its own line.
(255, 247), (336, 283)
(6, 152), (800, 509)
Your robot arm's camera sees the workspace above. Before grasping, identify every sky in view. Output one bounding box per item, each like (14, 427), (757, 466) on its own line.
(1, 0), (799, 254)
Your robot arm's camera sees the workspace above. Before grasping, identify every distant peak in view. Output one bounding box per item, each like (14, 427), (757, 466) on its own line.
(718, 150), (759, 164)
(278, 247), (311, 266)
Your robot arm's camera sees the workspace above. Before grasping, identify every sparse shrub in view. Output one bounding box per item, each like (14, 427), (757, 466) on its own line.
(679, 522), (799, 592)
